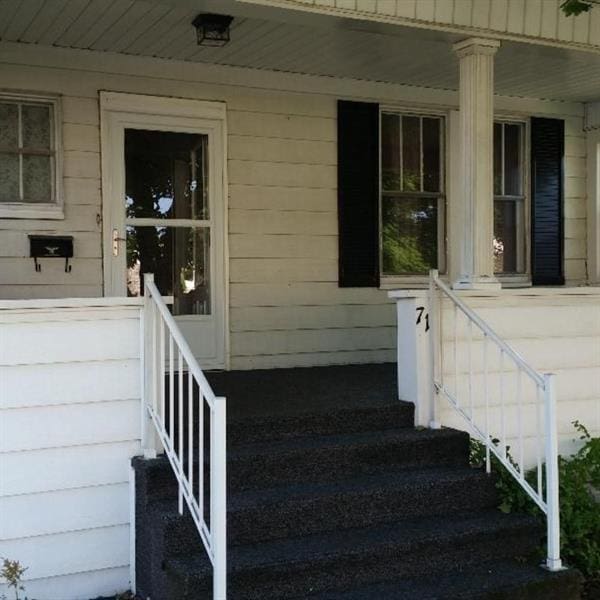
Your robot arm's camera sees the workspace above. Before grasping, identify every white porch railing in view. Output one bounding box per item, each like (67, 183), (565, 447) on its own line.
(428, 270), (562, 572)
(141, 273), (227, 598)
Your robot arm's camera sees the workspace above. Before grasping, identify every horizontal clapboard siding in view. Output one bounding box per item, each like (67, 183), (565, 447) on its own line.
(0, 47), (588, 367)
(0, 303), (142, 600)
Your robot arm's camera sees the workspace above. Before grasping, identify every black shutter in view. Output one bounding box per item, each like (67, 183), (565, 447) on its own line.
(531, 118), (565, 286)
(337, 100), (380, 287)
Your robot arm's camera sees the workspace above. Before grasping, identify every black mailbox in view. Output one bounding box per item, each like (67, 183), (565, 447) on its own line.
(29, 235), (73, 272)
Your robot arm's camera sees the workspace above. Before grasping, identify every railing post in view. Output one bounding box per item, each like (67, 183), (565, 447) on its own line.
(211, 396), (227, 599)
(142, 273), (158, 459)
(544, 373), (562, 571)
(428, 269), (441, 429)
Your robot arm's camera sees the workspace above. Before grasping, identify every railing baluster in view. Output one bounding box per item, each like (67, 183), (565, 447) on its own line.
(151, 302), (158, 417)
(160, 318), (165, 423)
(453, 303), (458, 402)
(536, 383), (543, 499)
(199, 391), (204, 526)
(169, 333), (174, 450)
(517, 369), (524, 479)
(188, 372), (194, 503)
(483, 333), (491, 474)
(500, 350), (506, 460)
(468, 319), (473, 419)
(178, 353), (184, 516)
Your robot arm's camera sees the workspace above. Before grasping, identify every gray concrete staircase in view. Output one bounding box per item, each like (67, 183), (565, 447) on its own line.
(133, 364), (581, 599)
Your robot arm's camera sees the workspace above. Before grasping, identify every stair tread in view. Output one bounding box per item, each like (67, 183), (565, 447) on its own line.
(228, 426), (467, 458)
(305, 560), (582, 600)
(165, 510), (539, 577)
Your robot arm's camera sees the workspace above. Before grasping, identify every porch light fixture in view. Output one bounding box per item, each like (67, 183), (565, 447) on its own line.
(192, 14), (234, 47)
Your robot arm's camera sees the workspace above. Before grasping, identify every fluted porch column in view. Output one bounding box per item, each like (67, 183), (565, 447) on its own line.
(452, 37), (501, 289)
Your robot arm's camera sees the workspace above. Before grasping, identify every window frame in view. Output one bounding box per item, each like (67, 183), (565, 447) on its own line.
(493, 116), (530, 285)
(0, 92), (63, 220)
(379, 106), (447, 285)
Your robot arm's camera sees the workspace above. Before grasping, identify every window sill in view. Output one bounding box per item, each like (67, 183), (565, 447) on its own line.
(0, 204), (64, 220)
(381, 275), (532, 290)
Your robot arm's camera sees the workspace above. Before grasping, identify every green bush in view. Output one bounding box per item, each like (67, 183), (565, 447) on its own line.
(470, 420), (600, 579)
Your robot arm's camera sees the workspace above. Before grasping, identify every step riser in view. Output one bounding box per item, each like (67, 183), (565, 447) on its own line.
(140, 434), (471, 496)
(168, 525), (540, 600)
(227, 477), (498, 546)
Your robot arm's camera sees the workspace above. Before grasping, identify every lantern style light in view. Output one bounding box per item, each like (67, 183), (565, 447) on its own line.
(192, 14), (234, 47)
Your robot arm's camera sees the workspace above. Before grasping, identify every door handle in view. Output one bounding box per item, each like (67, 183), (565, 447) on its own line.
(112, 229), (126, 256)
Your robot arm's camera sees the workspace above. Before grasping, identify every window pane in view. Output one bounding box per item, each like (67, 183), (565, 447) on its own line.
(23, 154), (51, 203)
(126, 226), (211, 315)
(422, 117), (441, 192)
(0, 103), (18, 149)
(504, 123), (522, 196)
(493, 122), (502, 195)
(494, 200), (519, 273)
(381, 113), (400, 191)
(382, 196), (438, 275)
(125, 129), (209, 220)
(22, 104), (51, 149)
(402, 116), (421, 192)
(0, 153), (19, 202)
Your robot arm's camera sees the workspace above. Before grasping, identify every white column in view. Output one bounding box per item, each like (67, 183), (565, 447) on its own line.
(585, 120), (600, 284)
(452, 38), (501, 290)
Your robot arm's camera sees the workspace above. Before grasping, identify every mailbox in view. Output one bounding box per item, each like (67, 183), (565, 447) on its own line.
(29, 235), (74, 272)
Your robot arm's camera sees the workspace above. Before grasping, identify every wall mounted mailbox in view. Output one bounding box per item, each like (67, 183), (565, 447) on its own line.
(29, 235), (73, 272)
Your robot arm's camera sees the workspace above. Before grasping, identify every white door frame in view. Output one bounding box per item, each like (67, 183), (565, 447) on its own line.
(100, 91), (229, 369)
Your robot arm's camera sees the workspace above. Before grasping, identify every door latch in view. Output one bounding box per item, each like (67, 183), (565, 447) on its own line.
(112, 229), (126, 256)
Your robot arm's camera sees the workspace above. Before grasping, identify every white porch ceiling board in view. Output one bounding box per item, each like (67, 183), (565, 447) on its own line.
(89, 1), (158, 51)
(18, 0), (71, 43)
(67, 0), (136, 49)
(55, 0), (122, 47)
(122, 5), (190, 55)
(2, 0), (46, 41)
(110, 3), (172, 52)
(34, 0), (91, 45)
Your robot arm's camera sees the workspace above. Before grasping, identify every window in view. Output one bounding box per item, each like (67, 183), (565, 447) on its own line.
(494, 121), (526, 274)
(0, 95), (62, 218)
(380, 112), (445, 276)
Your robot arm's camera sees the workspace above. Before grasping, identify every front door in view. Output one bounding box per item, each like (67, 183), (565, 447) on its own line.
(101, 93), (227, 369)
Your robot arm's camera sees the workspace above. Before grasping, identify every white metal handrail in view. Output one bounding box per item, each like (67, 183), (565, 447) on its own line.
(141, 273), (227, 598)
(428, 270), (562, 572)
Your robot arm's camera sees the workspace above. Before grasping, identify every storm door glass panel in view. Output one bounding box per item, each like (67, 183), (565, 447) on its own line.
(125, 129), (208, 220)
(125, 129), (211, 315)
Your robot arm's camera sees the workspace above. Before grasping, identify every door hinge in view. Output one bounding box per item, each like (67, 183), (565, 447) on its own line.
(112, 228), (126, 256)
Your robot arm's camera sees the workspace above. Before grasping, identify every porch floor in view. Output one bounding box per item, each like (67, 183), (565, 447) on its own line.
(205, 363), (398, 420)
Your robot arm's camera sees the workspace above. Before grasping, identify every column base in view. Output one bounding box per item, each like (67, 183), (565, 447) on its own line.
(452, 275), (502, 291)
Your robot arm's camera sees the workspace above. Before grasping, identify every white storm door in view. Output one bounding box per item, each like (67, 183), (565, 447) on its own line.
(101, 93), (227, 369)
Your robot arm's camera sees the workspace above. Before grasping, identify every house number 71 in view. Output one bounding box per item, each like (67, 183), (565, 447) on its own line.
(416, 306), (430, 332)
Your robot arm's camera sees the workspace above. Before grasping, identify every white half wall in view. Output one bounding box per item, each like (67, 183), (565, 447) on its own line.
(0, 298), (143, 600)
(392, 288), (600, 466)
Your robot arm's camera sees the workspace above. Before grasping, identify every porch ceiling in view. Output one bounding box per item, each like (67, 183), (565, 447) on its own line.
(2, 0), (600, 103)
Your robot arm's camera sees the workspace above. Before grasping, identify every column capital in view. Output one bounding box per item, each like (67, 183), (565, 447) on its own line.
(453, 37), (501, 58)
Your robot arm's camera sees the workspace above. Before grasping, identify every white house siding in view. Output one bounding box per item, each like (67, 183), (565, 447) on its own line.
(0, 43), (589, 369)
(246, 0), (600, 50)
(0, 300), (142, 600)
(437, 290), (600, 466)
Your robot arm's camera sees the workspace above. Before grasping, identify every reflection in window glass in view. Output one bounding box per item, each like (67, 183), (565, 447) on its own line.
(382, 197), (438, 275)
(493, 122), (525, 274)
(126, 226), (210, 316)
(381, 112), (444, 275)
(125, 129), (209, 220)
